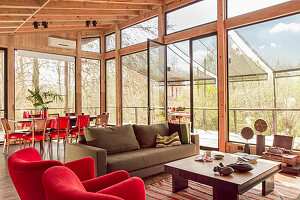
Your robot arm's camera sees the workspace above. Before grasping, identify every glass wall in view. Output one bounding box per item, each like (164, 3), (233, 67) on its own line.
(15, 50), (75, 120)
(227, 0), (291, 18)
(106, 59), (116, 125)
(192, 35), (218, 148)
(166, 0), (217, 34)
(167, 40), (191, 124)
(105, 33), (116, 52)
(81, 37), (100, 53)
(122, 51), (148, 124)
(228, 14), (300, 149)
(82, 58), (101, 115)
(121, 17), (158, 48)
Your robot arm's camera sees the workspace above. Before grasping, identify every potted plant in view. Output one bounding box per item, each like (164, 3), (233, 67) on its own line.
(26, 87), (63, 118)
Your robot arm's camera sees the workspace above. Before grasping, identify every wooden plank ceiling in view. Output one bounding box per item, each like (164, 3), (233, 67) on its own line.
(0, 0), (167, 34)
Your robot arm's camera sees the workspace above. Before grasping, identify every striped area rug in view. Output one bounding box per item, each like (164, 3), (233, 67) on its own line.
(145, 178), (300, 200)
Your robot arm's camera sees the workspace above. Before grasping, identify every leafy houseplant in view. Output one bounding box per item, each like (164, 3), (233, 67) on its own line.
(26, 87), (63, 117)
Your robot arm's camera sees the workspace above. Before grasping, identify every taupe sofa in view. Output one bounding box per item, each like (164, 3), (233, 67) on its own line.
(67, 123), (199, 178)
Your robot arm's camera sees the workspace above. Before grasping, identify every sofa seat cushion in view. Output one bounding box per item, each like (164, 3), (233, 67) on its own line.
(107, 144), (195, 173)
(133, 122), (169, 149)
(84, 125), (140, 155)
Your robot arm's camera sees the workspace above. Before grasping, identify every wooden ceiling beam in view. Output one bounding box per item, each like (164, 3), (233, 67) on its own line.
(0, 22), (24, 28)
(0, 0), (42, 9)
(17, 25), (108, 32)
(37, 9), (140, 16)
(23, 21), (112, 27)
(45, 1), (152, 10)
(0, 8), (37, 16)
(30, 15), (129, 21)
(51, 0), (165, 5)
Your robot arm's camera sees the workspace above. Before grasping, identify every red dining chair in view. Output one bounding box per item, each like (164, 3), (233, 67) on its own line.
(8, 148), (95, 200)
(94, 114), (109, 128)
(70, 115), (90, 143)
(42, 166), (146, 200)
(21, 111), (31, 129)
(66, 112), (77, 116)
(23, 118), (47, 152)
(49, 117), (70, 149)
(1, 118), (25, 155)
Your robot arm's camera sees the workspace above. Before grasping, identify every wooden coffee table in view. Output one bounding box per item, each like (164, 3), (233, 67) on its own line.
(165, 152), (281, 200)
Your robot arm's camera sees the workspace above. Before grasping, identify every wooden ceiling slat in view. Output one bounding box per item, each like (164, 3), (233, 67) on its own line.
(0, 0), (42, 9)
(23, 21), (111, 27)
(30, 15), (129, 21)
(37, 9), (140, 16)
(51, 0), (165, 5)
(0, 16), (28, 22)
(0, 8), (37, 16)
(45, 1), (152, 10)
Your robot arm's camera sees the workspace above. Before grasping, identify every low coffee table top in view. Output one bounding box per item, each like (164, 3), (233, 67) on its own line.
(165, 151), (281, 186)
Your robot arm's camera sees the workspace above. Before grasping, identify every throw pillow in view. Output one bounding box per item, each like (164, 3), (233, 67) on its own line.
(156, 132), (182, 148)
(132, 122), (169, 148)
(84, 125), (140, 155)
(168, 122), (191, 144)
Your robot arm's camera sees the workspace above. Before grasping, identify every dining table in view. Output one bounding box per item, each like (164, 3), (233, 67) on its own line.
(169, 112), (190, 124)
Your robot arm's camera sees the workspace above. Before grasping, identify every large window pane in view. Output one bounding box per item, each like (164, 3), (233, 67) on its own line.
(81, 37), (100, 53)
(82, 58), (100, 115)
(228, 14), (300, 149)
(167, 40), (191, 124)
(192, 36), (218, 149)
(122, 51), (148, 124)
(227, 0), (290, 18)
(15, 50), (75, 124)
(105, 33), (115, 52)
(106, 59), (116, 125)
(121, 17), (158, 48)
(166, 0), (217, 35)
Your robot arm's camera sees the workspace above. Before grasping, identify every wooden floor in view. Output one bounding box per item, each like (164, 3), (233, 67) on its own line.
(1, 143), (300, 200)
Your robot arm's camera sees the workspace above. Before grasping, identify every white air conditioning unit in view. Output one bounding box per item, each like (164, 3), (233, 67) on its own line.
(48, 37), (76, 49)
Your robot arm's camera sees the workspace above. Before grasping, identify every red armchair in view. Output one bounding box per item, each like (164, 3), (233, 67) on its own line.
(8, 148), (95, 200)
(42, 166), (146, 200)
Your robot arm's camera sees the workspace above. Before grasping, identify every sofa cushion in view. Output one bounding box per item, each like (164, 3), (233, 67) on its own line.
(107, 144), (195, 173)
(156, 132), (181, 148)
(84, 125), (140, 155)
(132, 122), (169, 148)
(168, 122), (191, 144)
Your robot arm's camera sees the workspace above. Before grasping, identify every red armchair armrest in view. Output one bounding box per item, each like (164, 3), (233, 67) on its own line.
(98, 177), (146, 200)
(64, 157), (95, 181)
(82, 170), (130, 192)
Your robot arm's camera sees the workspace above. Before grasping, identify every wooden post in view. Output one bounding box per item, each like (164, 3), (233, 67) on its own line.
(158, 5), (165, 43)
(217, 0), (228, 152)
(115, 25), (122, 126)
(75, 32), (82, 115)
(64, 61), (69, 113)
(7, 35), (15, 126)
(100, 34), (106, 114)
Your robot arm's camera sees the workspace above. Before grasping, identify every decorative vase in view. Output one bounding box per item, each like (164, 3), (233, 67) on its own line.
(40, 107), (49, 118)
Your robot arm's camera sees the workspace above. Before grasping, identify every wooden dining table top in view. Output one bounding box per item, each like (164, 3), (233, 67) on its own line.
(8, 115), (97, 123)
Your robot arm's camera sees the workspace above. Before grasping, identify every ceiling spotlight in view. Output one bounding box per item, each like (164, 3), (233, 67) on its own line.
(92, 20), (97, 27)
(33, 21), (39, 29)
(85, 20), (91, 27)
(42, 21), (48, 29)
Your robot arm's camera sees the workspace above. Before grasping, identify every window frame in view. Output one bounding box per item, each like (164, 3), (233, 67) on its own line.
(81, 37), (101, 53)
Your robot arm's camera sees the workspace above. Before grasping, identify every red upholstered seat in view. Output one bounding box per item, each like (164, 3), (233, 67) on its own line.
(23, 133), (45, 141)
(8, 148), (95, 200)
(42, 166), (146, 200)
(70, 129), (84, 135)
(50, 131), (67, 138)
(5, 132), (25, 140)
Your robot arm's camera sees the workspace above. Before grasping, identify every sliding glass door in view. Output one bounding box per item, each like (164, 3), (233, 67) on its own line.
(147, 39), (167, 124)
